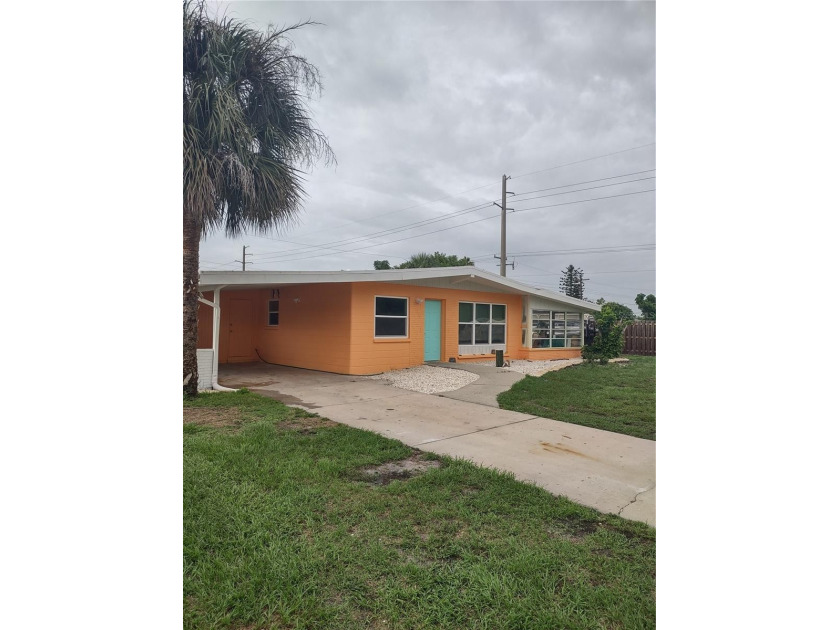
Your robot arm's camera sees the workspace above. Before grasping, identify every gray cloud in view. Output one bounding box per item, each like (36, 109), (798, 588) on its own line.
(200, 1), (656, 307)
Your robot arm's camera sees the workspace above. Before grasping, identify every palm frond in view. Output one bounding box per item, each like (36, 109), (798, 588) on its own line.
(183, 0), (334, 236)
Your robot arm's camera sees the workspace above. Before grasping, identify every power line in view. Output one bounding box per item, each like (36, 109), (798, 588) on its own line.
(472, 243), (656, 260)
(513, 262), (654, 299)
(261, 213), (502, 265)
(248, 233), (410, 262)
(249, 182), (499, 243)
(250, 200), (495, 261)
(508, 176), (655, 205)
(200, 259), (239, 269)
(513, 189), (655, 215)
(505, 247), (655, 259)
(250, 174), (655, 263)
(244, 144), (656, 255)
(510, 142), (655, 180)
(269, 194), (655, 265)
(199, 259), (236, 266)
(514, 268), (656, 277)
(234, 245), (253, 271)
(509, 246), (655, 257)
(262, 143), (654, 243)
(510, 169), (655, 197)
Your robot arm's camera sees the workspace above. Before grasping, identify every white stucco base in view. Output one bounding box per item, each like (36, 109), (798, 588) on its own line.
(197, 349), (214, 390)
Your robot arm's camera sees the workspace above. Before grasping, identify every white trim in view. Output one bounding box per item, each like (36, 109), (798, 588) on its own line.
(195, 286), (232, 390)
(457, 301), (507, 346)
(459, 343), (506, 356)
(530, 308), (584, 349)
(374, 295), (409, 338)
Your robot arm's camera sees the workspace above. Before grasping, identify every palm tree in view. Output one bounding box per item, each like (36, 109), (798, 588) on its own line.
(183, 1), (335, 395)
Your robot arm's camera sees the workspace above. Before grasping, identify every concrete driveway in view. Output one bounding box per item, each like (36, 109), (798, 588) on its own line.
(219, 362), (656, 527)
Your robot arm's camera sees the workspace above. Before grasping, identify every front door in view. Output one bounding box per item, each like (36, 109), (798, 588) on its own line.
(424, 300), (442, 361)
(228, 299), (253, 361)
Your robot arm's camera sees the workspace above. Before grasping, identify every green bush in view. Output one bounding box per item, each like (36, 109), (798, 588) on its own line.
(582, 305), (625, 362)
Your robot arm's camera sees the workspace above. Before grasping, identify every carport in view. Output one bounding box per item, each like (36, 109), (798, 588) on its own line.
(196, 267), (599, 388)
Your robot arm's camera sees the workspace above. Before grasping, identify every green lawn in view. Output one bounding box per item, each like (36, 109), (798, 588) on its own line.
(184, 391), (655, 629)
(497, 356), (656, 440)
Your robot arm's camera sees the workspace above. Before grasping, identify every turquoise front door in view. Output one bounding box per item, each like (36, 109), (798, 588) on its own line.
(424, 300), (442, 361)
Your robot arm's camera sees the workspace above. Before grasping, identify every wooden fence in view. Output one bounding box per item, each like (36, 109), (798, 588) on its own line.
(623, 322), (656, 356)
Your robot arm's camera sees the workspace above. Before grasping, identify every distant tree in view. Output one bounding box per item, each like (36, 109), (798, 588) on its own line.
(373, 252), (473, 270)
(635, 293), (656, 320)
(601, 301), (635, 322)
(596, 298), (605, 305)
(559, 265), (585, 299)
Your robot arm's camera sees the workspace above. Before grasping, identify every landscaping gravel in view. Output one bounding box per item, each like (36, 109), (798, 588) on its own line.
(366, 365), (479, 394)
(476, 358), (584, 377)
(366, 357), (630, 394)
(475, 357), (628, 376)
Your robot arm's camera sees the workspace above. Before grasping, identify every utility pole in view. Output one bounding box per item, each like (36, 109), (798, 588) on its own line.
(235, 245), (252, 271)
(501, 175), (508, 277)
(494, 255), (515, 272)
(494, 175), (514, 277)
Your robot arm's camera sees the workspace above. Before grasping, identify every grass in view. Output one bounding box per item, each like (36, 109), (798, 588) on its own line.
(184, 390), (655, 629)
(497, 356), (656, 440)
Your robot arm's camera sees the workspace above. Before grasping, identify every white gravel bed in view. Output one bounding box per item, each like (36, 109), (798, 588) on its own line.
(475, 358), (584, 376)
(475, 357), (628, 376)
(365, 364), (479, 394)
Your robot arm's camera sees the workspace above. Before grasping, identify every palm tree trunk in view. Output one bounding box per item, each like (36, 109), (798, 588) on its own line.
(183, 208), (201, 396)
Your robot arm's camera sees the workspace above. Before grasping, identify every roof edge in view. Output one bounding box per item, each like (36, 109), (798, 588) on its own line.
(199, 267), (600, 312)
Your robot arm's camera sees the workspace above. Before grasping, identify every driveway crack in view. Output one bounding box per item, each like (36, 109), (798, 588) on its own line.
(411, 415), (541, 446)
(617, 483), (655, 516)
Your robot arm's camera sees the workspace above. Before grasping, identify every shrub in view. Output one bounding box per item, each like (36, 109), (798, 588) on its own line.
(582, 305), (625, 363)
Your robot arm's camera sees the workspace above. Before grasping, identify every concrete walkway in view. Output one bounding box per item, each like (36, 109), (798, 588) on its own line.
(428, 361), (526, 407)
(218, 362), (656, 527)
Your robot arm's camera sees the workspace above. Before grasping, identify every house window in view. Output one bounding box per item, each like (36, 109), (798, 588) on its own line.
(458, 302), (506, 346)
(531, 310), (582, 348)
(267, 299), (279, 326)
(375, 296), (408, 337)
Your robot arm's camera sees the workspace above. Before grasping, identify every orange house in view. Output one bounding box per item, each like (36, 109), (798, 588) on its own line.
(195, 267), (600, 389)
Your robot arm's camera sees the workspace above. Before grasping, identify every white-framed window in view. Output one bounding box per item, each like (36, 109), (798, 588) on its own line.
(267, 299), (279, 326)
(531, 310), (582, 348)
(458, 302), (506, 345)
(374, 296), (408, 337)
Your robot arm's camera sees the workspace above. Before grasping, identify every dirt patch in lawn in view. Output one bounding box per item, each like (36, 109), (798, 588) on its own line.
(184, 407), (337, 434)
(183, 407), (244, 429)
(546, 519), (600, 543)
(252, 389), (322, 409)
(360, 452), (441, 485)
(277, 415), (339, 434)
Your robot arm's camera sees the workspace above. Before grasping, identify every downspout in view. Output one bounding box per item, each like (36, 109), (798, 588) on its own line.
(198, 285), (237, 392)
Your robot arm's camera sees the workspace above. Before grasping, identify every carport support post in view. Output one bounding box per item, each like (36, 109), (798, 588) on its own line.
(212, 287), (221, 385)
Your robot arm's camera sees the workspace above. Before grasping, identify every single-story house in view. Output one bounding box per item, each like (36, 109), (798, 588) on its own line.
(196, 266), (600, 389)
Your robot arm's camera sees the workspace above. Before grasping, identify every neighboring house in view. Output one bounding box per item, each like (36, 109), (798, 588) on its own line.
(196, 267), (600, 388)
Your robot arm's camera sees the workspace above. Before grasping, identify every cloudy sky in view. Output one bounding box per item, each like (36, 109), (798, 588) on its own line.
(200, 1), (656, 310)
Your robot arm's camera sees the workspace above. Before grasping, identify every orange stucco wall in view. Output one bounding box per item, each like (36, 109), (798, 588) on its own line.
(196, 284), (354, 372)
(346, 282), (527, 374)
(197, 281), (584, 375)
(521, 347), (582, 360)
(252, 283), (353, 374)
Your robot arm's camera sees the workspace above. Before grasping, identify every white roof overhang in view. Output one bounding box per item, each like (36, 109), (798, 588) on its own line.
(198, 267), (600, 313)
